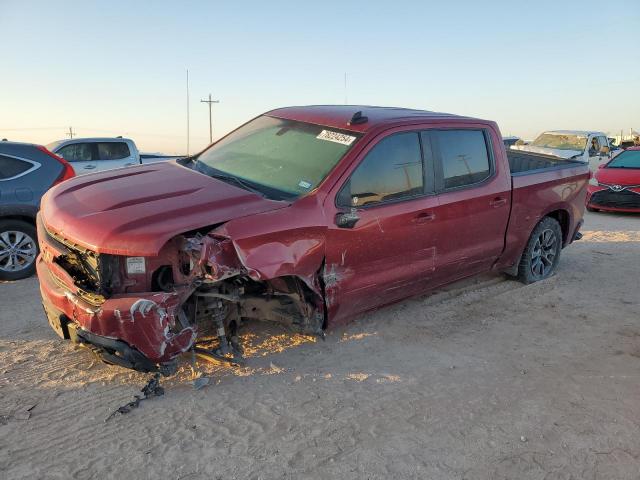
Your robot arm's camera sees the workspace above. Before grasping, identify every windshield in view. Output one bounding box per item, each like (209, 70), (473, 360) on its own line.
(531, 133), (587, 151)
(607, 150), (640, 169)
(195, 116), (360, 199)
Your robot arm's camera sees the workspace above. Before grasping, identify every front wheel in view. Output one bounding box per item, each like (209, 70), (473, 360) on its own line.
(517, 217), (562, 284)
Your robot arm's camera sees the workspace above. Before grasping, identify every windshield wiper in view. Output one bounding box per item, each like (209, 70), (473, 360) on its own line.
(208, 171), (267, 198)
(193, 160), (295, 201)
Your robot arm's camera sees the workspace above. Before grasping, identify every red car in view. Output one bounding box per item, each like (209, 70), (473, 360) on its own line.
(37, 106), (588, 374)
(587, 146), (640, 213)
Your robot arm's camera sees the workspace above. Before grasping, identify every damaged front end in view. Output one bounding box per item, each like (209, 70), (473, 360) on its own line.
(37, 217), (326, 375)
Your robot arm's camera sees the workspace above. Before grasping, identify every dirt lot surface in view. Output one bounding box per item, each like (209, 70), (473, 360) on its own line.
(1, 211), (639, 479)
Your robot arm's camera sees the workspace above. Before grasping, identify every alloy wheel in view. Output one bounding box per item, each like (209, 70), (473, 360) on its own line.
(530, 228), (557, 277)
(0, 230), (38, 272)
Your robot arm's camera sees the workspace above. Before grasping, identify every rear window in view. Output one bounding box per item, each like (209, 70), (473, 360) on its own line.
(0, 155), (33, 180)
(607, 150), (640, 169)
(97, 142), (130, 160)
(432, 130), (491, 189)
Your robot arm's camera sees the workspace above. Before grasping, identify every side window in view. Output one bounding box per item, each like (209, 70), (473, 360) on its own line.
(56, 143), (93, 162)
(597, 136), (608, 153)
(0, 155), (33, 180)
(337, 132), (423, 207)
(97, 142), (130, 160)
(431, 130), (491, 189)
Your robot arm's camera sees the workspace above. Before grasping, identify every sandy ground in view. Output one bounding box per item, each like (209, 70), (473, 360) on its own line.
(1, 211), (639, 479)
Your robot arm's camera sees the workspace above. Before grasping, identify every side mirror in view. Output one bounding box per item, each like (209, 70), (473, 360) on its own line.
(335, 208), (360, 229)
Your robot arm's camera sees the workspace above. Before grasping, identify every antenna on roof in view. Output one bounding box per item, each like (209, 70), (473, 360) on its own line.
(348, 111), (368, 126)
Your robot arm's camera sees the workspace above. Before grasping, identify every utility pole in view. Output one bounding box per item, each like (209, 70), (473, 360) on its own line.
(186, 69), (190, 156)
(66, 126), (75, 139)
(201, 93), (220, 144)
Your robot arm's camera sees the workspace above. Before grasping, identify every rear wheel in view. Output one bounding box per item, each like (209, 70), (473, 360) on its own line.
(517, 217), (562, 284)
(0, 219), (38, 281)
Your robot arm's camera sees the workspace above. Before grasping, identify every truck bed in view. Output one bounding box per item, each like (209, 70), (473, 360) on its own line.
(507, 150), (580, 176)
(498, 149), (589, 273)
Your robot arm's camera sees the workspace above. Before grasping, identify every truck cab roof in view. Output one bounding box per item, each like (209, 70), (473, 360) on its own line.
(267, 105), (487, 133)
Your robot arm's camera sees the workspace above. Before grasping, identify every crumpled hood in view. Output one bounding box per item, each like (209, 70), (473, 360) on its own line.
(41, 162), (288, 256)
(511, 144), (584, 160)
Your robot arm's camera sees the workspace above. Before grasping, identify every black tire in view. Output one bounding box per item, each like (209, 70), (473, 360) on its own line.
(0, 219), (39, 281)
(517, 217), (562, 285)
(586, 206), (598, 212)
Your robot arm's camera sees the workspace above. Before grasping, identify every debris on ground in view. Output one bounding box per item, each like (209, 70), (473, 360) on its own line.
(192, 375), (210, 390)
(105, 373), (164, 422)
(13, 403), (37, 421)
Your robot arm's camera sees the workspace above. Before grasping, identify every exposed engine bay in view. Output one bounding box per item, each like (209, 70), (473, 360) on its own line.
(39, 220), (328, 375)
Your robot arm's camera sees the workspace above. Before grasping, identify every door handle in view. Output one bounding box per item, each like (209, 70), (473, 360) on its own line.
(489, 197), (507, 208)
(83, 165), (96, 170)
(413, 212), (436, 224)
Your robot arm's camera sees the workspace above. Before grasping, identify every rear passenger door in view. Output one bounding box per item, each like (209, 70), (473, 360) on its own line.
(94, 141), (135, 172)
(0, 154), (40, 205)
(55, 142), (96, 174)
(426, 128), (511, 282)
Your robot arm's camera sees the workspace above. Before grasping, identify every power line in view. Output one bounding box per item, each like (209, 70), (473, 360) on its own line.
(200, 93), (220, 144)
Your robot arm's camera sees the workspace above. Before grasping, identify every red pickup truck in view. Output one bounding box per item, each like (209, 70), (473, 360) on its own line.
(37, 106), (588, 374)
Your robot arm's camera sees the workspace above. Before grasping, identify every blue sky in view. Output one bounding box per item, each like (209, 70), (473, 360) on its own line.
(1, 0), (638, 154)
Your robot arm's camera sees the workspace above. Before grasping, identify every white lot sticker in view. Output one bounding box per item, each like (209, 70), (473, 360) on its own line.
(316, 130), (356, 146)
(298, 180), (312, 189)
(126, 256), (146, 274)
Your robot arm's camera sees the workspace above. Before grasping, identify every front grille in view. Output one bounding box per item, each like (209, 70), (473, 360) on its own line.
(591, 189), (640, 209)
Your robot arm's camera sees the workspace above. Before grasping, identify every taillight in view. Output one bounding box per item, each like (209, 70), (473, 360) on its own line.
(37, 146), (75, 185)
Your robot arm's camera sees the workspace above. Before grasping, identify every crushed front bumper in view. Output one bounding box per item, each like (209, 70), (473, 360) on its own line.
(37, 254), (196, 372)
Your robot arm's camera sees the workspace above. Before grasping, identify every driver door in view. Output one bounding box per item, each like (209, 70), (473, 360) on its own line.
(324, 129), (440, 325)
(55, 142), (97, 175)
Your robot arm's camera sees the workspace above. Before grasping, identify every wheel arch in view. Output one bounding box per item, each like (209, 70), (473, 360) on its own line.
(502, 210), (568, 277)
(543, 208), (571, 246)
